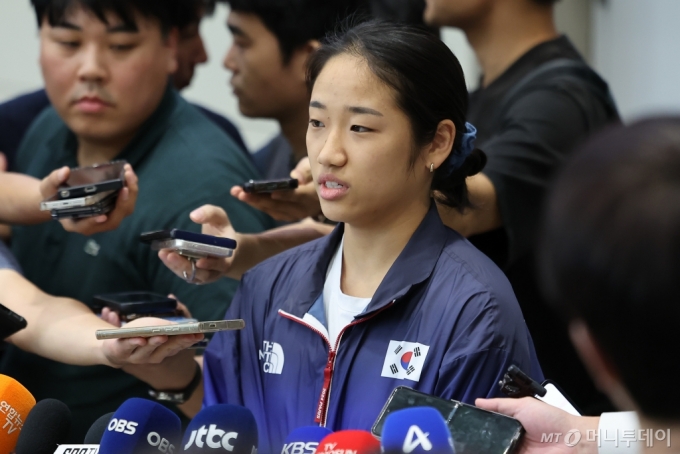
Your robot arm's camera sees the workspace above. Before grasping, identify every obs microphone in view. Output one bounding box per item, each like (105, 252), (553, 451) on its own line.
(0, 374), (36, 454)
(280, 426), (332, 454)
(99, 398), (181, 454)
(381, 407), (454, 454)
(182, 404), (257, 453)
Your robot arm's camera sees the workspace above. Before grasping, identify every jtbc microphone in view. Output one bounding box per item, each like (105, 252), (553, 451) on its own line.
(0, 374), (36, 453)
(99, 398), (181, 454)
(84, 412), (114, 444)
(281, 426), (332, 454)
(314, 430), (380, 454)
(13, 398), (71, 454)
(381, 407), (454, 454)
(182, 404), (257, 453)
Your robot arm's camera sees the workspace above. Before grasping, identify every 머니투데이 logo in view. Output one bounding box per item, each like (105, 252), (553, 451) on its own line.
(381, 341), (430, 382)
(259, 340), (284, 374)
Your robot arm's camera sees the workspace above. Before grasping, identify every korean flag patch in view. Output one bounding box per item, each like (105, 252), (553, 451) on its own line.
(381, 340), (430, 382)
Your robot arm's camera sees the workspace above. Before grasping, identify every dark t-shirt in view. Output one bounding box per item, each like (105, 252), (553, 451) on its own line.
(467, 36), (619, 413)
(0, 89), (250, 171)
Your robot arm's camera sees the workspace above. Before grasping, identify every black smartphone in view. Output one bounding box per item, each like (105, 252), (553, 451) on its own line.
(93, 292), (179, 322)
(242, 178), (298, 193)
(140, 229), (237, 259)
(0, 303), (27, 340)
(56, 160), (126, 199)
(372, 387), (524, 454)
(50, 191), (118, 220)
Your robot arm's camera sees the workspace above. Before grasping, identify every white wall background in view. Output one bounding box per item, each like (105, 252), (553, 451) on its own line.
(1, 0), (679, 150)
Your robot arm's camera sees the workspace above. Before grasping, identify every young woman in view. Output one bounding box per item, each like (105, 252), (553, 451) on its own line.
(138, 21), (542, 452)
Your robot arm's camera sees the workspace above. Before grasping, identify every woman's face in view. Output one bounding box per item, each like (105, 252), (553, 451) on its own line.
(307, 54), (431, 227)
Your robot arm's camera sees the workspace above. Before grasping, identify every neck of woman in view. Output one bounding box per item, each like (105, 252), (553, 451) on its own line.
(339, 197), (430, 298)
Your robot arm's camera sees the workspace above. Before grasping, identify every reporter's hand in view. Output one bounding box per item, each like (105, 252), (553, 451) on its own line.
(159, 205), (246, 283)
(41, 163), (139, 236)
(101, 317), (203, 368)
(230, 157), (321, 222)
(475, 398), (599, 454)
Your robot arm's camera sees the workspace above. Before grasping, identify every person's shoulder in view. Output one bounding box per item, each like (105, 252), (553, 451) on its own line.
(435, 230), (517, 304)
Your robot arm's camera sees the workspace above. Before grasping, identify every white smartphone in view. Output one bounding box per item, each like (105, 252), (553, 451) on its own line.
(536, 381), (581, 416)
(95, 319), (245, 340)
(40, 190), (115, 211)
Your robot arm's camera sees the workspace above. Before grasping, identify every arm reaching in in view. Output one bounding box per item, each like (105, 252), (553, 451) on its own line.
(1, 269), (200, 367)
(0, 163), (138, 235)
(159, 204), (332, 283)
(475, 397), (600, 454)
(230, 157), (322, 222)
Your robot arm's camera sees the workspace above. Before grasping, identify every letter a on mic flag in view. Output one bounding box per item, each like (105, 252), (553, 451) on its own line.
(381, 341), (430, 382)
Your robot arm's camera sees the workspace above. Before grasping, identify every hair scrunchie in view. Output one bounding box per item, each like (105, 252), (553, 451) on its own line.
(440, 122), (477, 176)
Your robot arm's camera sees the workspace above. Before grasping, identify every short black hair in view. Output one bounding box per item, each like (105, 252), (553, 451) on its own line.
(307, 20), (486, 211)
(539, 117), (680, 420)
(31, 0), (195, 34)
(220, 0), (368, 64)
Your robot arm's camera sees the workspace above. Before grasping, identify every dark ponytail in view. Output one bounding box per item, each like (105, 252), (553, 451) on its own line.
(307, 20), (486, 211)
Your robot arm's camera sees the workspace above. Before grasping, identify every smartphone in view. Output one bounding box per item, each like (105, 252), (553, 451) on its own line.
(372, 387), (524, 454)
(0, 303), (28, 340)
(95, 319), (245, 339)
(40, 190), (115, 211)
(56, 160), (126, 199)
(537, 380), (581, 416)
(50, 191), (118, 220)
(242, 178), (298, 193)
(140, 229), (237, 259)
(93, 292), (179, 321)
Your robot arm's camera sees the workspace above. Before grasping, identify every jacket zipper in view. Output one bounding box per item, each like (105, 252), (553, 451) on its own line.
(279, 300), (395, 426)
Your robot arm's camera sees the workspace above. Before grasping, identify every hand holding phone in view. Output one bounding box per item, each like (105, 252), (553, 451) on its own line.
(40, 162), (139, 235)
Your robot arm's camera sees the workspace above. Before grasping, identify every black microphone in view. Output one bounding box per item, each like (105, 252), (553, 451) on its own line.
(84, 412), (115, 444)
(13, 398), (71, 454)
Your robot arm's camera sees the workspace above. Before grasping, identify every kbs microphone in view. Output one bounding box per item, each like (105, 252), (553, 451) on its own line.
(99, 398), (181, 454)
(381, 407), (454, 454)
(0, 374), (36, 453)
(84, 412), (114, 444)
(281, 426), (332, 454)
(13, 398), (71, 454)
(182, 404), (257, 453)
(314, 430), (380, 454)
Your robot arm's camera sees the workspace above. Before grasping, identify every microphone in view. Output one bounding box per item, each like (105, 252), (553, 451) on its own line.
(281, 426), (332, 454)
(13, 398), (71, 454)
(314, 430), (380, 454)
(182, 404), (257, 453)
(99, 398), (181, 454)
(84, 412), (114, 444)
(381, 407), (454, 454)
(0, 374), (36, 453)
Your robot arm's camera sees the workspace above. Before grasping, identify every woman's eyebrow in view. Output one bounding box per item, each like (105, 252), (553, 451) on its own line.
(347, 106), (383, 116)
(310, 100), (326, 109)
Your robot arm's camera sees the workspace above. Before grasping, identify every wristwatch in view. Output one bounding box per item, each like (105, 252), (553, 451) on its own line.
(148, 362), (202, 404)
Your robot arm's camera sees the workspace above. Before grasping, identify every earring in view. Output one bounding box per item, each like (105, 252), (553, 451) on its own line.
(430, 163), (434, 173)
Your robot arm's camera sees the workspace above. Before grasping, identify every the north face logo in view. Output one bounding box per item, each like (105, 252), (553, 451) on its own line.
(381, 341), (430, 382)
(258, 340), (284, 374)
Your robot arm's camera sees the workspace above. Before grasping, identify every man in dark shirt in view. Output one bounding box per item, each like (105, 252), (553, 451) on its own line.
(423, 0), (619, 413)
(0, 0), (248, 172)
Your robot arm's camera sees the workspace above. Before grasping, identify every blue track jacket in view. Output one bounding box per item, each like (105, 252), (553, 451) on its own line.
(203, 205), (542, 453)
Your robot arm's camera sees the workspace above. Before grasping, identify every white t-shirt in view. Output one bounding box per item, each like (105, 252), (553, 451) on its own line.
(323, 236), (371, 348)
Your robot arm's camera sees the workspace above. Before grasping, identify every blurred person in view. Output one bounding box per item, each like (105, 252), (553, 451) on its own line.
(420, 0), (620, 412)
(477, 117), (680, 453)
(1, 0), (272, 441)
(0, 0), (247, 172)
(127, 22), (543, 452)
